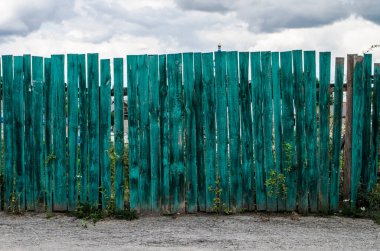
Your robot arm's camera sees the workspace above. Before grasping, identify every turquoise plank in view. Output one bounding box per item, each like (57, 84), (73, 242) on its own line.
(100, 59), (111, 209)
(52, 55), (67, 211)
(362, 54), (372, 190)
(318, 52), (331, 213)
(251, 52), (265, 211)
(183, 53), (197, 213)
(32, 56), (44, 211)
(272, 52), (284, 211)
(201, 52), (216, 212)
(194, 53), (205, 211)
(330, 57), (344, 211)
(227, 51), (241, 211)
(149, 55), (160, 212)
(87, 53), (100, 208)
(127, 55), (140, 212)
(215, 51), (229, 209)
(67, 54), (79, 211)
(371, 64), (380, 190)
(44, 58), (53, 212)
(304, 51), (317, 213)
(78, 54), (88, 204)
(14, 56), (25, 210)
(113, 58), (125, 211)
(351, 56), (364, 209)
(167, 53), (185, 213)
(261, 51), (276, 212)
(239, 52), (253, 210)
(24, 55), (34, 210)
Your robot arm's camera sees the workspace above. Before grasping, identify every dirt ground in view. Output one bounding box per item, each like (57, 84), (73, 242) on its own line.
(0, 212), (379, 251)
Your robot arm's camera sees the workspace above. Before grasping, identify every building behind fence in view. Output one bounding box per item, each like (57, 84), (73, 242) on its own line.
(0, 51), (379, 214)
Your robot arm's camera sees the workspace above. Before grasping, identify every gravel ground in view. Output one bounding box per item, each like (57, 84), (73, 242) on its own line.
(0, 212), (379, 250)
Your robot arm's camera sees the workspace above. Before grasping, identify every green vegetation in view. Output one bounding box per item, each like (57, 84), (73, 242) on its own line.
(265, 170), (287, 198)
(208, 176), (231, 215)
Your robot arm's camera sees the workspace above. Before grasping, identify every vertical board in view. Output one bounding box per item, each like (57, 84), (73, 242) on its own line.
(304, 51), (317, 213)
(318, 52), (331, 213)
(100, 59), (111, 209)
(183, 53), (197, 213)
(227, 51), (242, 211)
(167, 53), (184, 213)
(239, 52), (254, 210)
(67, 54), (79, 211)
(251, 52), (265, 211)
(272, 52), (284, 211)
(261, 51), (276, 211)
(32, 56), (44, 211)
(14, 56), (25, 210)
(137, 55), (150, 212)
(194, 53), (205, 211)
(114, 58), (125, 211)
(87, 53), (100, 208)
(78, 54), (88, 204)
(330, 57), (344, 211)
(215, 51), (229, 208)
(293, 50), (306, 211)
(202, 53), (216, 212)
(24, 55), (33, 210)
(2, 55), (13, 209)
(371, 64), (380, 190)
(159, 55), (169, 212)
(362, 54), (372, 190)
(351, 56), (364, 208)
(149, 55), (160, 212)
(280, 51), (296, 211)
(44, 58), (53, 212)
(52, 55), (67, 211)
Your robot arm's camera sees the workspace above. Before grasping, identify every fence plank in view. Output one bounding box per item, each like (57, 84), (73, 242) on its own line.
(87, 53), (100, 208)
(194, 53), (205, 212)
(167, 53), (184, 213)
(227, 51), (242, 211)
(280, 51), (296, 211)
(261, 51), (276, 211)
(183, 53), (197, 213)
(362, 54), (372, 190)
(202, 52), (216, 212)
(44, 58), (53, 212)
(272, 52), (284, 211)
(52, 55), (67, 211)
(78, 54), (88, 204)
(24, 55), (34, 210)
(215, 51), (229, 208)
(32, 56), (44, 211)
(330, 57), (344, 211)
(251, 52), (265, 211)
(14, 56), (25, 210)
(239, 52), (253, 210)
(113, 58), (125, 211)
(67, 54), (79, 211)
(318, 52), (331, 213)
(293, 50), (305, 212)
(304, 51), (317, 213)
(149, 55), (160, 212)
(351, 56), (364, 209)
(159, 55), (169, 213)
(371, 64), (380, 190)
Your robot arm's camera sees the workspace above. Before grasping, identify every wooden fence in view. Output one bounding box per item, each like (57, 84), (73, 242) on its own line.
(0, 51), (379, 214)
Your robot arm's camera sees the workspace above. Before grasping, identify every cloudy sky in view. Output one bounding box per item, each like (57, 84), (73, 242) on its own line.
(0, 0), (380, 65)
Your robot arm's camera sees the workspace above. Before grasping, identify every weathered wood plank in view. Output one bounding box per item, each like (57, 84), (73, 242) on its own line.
(239, 52), (254, 210)
(113, 58), (125, 211)
(251, 52), (265, 211)
(371, 63), (380, 190)
(183, 52), (197, 213)
(202, 52), (216, 212)
(318, 52), (331, 213)
(330, 57), (344, 211)
(100, 59), (111, 209)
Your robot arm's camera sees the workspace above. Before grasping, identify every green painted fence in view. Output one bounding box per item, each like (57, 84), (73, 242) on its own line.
(0, 51), (378, 215)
